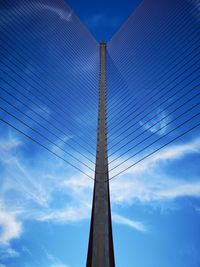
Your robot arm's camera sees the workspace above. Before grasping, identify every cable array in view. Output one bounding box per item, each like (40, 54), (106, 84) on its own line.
(107, 0), (200, 180)
(1, 0), (199, 181)
(0, 0), (99, 179)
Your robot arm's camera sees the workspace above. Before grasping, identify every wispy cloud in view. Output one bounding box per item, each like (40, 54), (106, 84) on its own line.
(111, 175), (200, 204)
(153, 137), (200, 161)
(35, 4), (73, 22)
(139, 108), (171, 136)
(44, 248), (69, 267)
(1, 155), (51, 208)
(0, 247), (20, 263)
(112, 213), (147, 232)
(1, 3), (72, 26)
(109, 136), (200, 178)
(35, 205), (90, 223)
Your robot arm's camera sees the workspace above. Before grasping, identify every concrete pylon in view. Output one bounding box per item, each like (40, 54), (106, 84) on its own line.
(86, 43), (115, 267)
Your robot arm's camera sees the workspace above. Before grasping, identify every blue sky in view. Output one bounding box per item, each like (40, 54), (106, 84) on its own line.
(0, 0), (200, 267)
(65, 0), (142, 41)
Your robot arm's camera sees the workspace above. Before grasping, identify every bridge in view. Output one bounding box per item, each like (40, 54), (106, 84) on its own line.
(0, 0), (200, 266)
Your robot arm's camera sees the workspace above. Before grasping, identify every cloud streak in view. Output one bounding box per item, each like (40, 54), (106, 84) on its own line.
(35, 4), (72, 22)
(35, 205), (90, 223)
(112, 213), (147, 232)
(1, 2), (72, 27)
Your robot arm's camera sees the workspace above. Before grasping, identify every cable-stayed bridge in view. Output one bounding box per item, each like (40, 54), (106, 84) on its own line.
(0, 0), (200, 266)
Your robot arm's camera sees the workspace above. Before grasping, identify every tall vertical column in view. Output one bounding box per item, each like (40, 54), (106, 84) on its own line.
(86, 43), (115, 267)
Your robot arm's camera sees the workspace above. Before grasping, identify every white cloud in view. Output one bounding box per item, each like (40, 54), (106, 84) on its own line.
(111, 175), (200, 204)
(35, 4), (72, 22)
(139, 108), (170, 136)
(35, 205), (90, 223)
(43, 249), (69, 267)
(0, 211), (22, 245)
(158, 182), (200, 199)
(2, 155), (51, 208)
(153, 137), (200, 161)
(112, 213), (146, 232)
(1, 3), (72, 27)
(109, 136), (200, 178)
(110, 137), (200, 204)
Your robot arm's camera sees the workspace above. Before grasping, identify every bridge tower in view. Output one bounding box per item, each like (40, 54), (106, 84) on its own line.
(86, 43), (115, 267)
